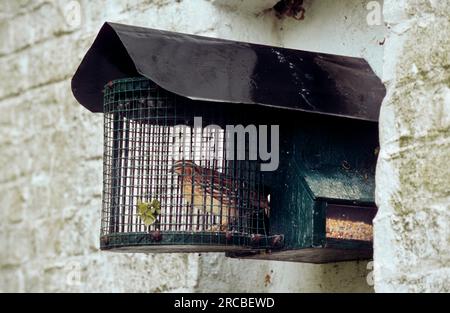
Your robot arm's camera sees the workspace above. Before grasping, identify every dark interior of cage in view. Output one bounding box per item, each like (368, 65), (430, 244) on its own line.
(102, 80), (272, 244)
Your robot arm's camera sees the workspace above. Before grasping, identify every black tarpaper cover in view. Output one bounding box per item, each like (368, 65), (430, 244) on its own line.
(72, 22), (385, 122)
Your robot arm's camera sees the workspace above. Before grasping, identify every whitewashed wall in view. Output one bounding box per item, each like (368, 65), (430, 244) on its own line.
(0, 0), (422, 293)
(374, 0), (450, 292)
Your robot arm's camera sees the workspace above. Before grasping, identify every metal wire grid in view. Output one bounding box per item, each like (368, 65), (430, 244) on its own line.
(101, 77), (270, 249)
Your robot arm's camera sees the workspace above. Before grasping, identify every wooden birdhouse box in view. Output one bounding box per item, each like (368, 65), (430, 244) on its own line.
(72, 22), (385, 263)
(227, 115), (379, 263)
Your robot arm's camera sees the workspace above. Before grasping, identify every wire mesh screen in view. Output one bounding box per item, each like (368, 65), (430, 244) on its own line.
(101, 77), (273, 252)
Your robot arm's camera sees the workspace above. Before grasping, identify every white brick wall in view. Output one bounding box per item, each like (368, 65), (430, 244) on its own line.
(374, 0), (450, 292)
(6, 0), (446, 293)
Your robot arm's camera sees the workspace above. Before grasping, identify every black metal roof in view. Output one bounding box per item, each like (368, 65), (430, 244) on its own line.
(71, 22), (385, 122)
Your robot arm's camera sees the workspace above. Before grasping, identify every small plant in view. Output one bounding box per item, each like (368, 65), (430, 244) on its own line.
(137, 199), (161, 226)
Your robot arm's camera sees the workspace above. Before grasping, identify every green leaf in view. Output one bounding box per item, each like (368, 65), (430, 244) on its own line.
(151, 199), (161, 215)
(137, 200), (149, 215)
(137, 199), (156, 226)
(141, 212), (156, 226)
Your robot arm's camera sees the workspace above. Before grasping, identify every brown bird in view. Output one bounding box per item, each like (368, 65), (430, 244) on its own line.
(172, 160), (270, 231)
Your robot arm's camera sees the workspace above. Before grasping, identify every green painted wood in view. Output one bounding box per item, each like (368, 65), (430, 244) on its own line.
(264, 114), (378, 255)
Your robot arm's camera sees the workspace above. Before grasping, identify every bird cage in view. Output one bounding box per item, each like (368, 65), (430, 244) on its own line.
(100, 77), (274, 252)
(72, 22), (386, 262)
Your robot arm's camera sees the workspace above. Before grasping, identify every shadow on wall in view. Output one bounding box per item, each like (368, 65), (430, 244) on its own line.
(196, 254), (373, 292)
